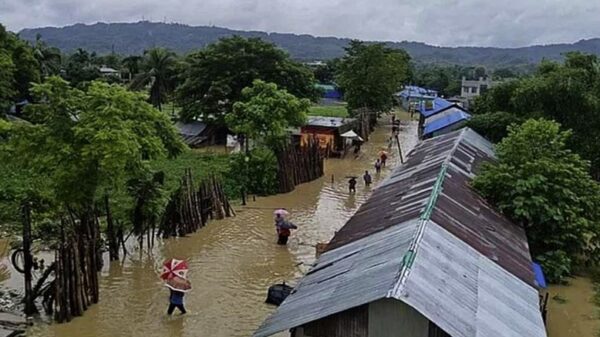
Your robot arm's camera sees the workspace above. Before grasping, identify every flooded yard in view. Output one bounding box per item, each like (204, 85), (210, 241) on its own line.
(547, 277), (600, 337)
(18, 114), (418, 337)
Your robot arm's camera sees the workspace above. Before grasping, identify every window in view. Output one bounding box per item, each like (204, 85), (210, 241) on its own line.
(471, 87), (478, 94)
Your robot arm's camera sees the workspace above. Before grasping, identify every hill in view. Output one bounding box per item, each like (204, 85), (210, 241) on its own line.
(18, 21), (600, 67)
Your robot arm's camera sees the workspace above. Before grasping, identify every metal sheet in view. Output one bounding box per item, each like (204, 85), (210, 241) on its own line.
(398, 224), (546, 337)
(253, 220), (420, 337)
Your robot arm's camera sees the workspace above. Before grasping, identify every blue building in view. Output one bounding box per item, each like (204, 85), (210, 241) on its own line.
(417, 97), (471, 138)
(395, 86), (438, 110)
(315, 84), (342, 100)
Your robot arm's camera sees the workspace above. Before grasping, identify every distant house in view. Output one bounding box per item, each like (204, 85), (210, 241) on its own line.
(315, 84), (342, 100)
(300, 116), (357, 156)
(395, 86), (438, 110)
(175, 121), (227, 148)
(99, 65), (120, 78)
(461, 76), (502, 99)
(416, 97), (470, 138)
(255, 128), (548, 337)
(422, 108), (471, 139)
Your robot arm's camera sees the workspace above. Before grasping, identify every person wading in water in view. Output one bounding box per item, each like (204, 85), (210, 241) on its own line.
(275, 214), (298, 245)
(167, 288), (187, 315)
(348, 177), (357, 193)
(363, 171), (372, 186)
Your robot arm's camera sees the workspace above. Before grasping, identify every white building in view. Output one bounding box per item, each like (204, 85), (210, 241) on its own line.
(461, 77), (502, 98)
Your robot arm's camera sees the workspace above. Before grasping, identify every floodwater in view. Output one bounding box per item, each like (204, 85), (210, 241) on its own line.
(0, 240), (10, 283)
(547, 277), (600, 337)
(23, 114), (418, 337)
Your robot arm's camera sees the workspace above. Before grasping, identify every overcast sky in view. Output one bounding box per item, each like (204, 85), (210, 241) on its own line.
(1, 0), (600, 47)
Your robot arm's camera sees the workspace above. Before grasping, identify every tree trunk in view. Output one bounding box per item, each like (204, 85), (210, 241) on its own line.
(105, 194), (119, 261)
(22, 202), (37, 315)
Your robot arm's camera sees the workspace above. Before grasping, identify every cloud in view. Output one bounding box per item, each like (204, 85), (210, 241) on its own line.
(1, 0), (599, 47)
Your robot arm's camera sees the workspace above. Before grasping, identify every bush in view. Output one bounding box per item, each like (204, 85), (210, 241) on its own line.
(228, 147), (278, 196)
(536, 250), (571, 284)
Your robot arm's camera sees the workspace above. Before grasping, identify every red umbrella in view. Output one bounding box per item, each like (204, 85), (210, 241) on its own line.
(161, 258), (189, 280)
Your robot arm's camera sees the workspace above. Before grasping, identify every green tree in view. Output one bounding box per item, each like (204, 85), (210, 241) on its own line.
(336, 40), (411, 113)
(176, 36), (318, 123)
(472, 119), (600, 282)
(0, 52), (16, 112)
(1, 77), (185, 255)
(130, 48), (177, 111)
(467, 111), (523, 143)
(0, 24), (40, 104)
(477, 52), (600, 177)
(313, 59), (340, 84)
(32, 34), (62, 78)
(64, 48), (101, 88)
(122, 55), (143, 80)
(226, 80), (309, 148)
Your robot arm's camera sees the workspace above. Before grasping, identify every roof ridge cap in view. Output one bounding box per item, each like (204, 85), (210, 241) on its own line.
(388, 129), (465, 298)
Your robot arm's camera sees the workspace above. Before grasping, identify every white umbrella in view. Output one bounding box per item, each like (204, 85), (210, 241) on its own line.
(340, 130), (364, 141)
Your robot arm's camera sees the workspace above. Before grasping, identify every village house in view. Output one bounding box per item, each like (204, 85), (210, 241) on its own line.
(255, 128), (547, 337)
(460, 76), (502, 99)
(175, 121), (228, 148)
(395, 85), (438, 111)
(300, 116), (357, 156)
(315, 84), (342, 101)
(416, 97), (471, 139)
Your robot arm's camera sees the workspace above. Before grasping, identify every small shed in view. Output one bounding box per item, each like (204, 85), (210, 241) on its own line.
(300, 116), (357, 156)
(175, 121), (227, 148)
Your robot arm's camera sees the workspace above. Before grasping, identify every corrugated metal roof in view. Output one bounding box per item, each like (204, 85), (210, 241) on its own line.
(254, 128), (546, 337)
(254, 220), (420, 337)
(423, 110), (471, 136)
(397, 86), (438, 98)
(419, 97), (463, 118)
(306, 116), (356, 128)
(175, 121), (207, 136)
(397, 223), (546, 337)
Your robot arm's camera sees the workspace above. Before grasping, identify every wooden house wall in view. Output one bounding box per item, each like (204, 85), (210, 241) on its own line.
(296, 304), (368, 337)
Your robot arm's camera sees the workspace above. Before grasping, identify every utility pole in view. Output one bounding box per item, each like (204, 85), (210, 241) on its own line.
(395, 134), (404, 164)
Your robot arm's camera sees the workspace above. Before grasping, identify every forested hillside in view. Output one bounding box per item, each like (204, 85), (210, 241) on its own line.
(19, 21), (600, 67)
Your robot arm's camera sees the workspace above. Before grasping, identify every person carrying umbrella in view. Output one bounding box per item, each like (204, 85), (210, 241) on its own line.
(161, 259), (192, 315)
(274, 209), (297, 245)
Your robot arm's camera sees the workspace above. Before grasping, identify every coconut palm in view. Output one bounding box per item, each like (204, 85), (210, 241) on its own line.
(33, 34), (62, 78)
(130, 48), (176, 111)
(121, 55), (142, 81)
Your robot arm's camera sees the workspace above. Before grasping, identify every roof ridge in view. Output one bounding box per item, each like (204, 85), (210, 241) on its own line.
(388, 128), (467, 298)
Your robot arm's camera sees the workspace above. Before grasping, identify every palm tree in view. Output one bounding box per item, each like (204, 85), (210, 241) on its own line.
(33, 34), (62, 78)
(130, 48), (176, 111)
(121, 55), (142, 81)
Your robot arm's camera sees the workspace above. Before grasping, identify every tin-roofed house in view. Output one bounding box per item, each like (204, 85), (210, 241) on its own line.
(300, 116), (357, 157)
(255, 128), (547, 337)
(422, 108), (471, 139)
(417, 97), (470, 138)
(395, 86), (437, 111)
(175, 121), (228, 148)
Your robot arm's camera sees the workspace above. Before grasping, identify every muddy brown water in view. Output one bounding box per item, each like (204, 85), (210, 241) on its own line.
(17, 116), (417, 337)
(547, 277), (600, 337)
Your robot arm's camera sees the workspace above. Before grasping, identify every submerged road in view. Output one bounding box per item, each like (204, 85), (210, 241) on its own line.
(25, 115), (418, 337)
